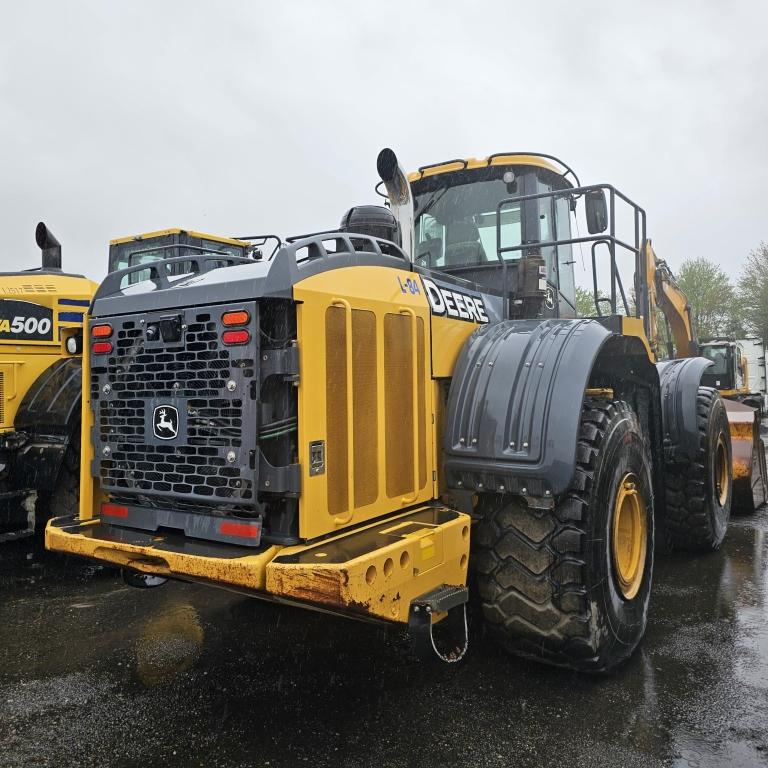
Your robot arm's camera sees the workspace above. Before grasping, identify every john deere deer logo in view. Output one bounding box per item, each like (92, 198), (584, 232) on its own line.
(153, 405), (179, 440)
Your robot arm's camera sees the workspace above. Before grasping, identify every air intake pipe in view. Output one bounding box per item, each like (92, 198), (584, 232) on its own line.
(35, 222), (61, 270)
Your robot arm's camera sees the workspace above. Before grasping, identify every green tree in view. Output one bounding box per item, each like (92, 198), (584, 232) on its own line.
(738, 242), (768, 341)
(575, 286), (597, 316)
(575, 286), (632, 317)
(676, 257), (741, 340)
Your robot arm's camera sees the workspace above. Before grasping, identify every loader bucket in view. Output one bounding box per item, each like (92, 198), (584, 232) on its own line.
(723, 399), (768, 512)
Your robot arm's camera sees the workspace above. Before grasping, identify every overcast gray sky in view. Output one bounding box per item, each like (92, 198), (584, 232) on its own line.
(1, 0), (766, 286)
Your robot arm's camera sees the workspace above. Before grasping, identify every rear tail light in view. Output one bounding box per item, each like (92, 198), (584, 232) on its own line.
(222, 310), (250, 326)
(219, 520), (261, 538)
(222, 329), (250, 345)
(92, 341), (113, 354)
(92, 323), (113, 338)
(101, 502), (129, 519)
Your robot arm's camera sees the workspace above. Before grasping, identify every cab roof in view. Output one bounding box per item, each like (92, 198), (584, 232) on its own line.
(407, 152), (578, 186)
(109, 228), (249, 248)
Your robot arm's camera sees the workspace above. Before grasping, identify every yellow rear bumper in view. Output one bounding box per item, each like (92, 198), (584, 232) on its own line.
(46, 505), (470, 624)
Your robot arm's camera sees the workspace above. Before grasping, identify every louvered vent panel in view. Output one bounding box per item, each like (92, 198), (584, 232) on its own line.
(325, 305), (348, 516)
(384, 313), (415, 498)
(352, 310), (378, 508)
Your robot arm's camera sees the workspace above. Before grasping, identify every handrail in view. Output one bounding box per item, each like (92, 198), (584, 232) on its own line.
(495, 183), (648, 329)
(95, 253), (253, 301)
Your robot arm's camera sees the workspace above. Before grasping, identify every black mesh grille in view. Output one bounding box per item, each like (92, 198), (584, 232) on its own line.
(91, 304), (259, 509)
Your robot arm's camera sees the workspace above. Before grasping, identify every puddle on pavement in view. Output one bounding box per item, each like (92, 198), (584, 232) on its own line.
(1, 511), (767, 766)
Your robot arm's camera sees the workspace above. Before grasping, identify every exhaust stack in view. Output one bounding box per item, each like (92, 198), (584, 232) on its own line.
(35, 222), (61, 270)
(376, 148), (414, 258)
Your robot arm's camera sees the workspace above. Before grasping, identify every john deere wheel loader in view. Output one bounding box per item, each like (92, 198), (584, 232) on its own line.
(47, 150), (751, 671)
(0, 224), (95, 541)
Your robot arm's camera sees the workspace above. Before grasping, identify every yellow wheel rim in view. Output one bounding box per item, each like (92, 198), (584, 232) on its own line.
(715, 434), (729, 507)
(611, 473), (647, 600)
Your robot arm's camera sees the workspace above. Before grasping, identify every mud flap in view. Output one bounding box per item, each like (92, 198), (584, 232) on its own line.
(408, 584), (468, 663)
(725, 399), (768, 512)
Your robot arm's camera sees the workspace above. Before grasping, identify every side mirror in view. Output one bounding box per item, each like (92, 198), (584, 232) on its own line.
(585, 190), (608, 234)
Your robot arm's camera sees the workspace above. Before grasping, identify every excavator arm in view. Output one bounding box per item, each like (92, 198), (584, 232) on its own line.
(645, 241), (697, 359)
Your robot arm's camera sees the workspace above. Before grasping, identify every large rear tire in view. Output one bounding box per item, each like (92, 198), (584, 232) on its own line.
(36, 427), (80, 531)
(473, 399), (654, 672)
(664, 388), (731, 551)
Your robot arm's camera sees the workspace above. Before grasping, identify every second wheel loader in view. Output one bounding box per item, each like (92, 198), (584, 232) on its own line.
(47, 149), (762, 672)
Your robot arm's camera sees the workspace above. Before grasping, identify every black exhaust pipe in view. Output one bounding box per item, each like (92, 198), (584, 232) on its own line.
(35, 222), (61, 270)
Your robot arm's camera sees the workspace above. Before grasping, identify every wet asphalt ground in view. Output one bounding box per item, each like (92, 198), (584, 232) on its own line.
(2, 509), (768, 767)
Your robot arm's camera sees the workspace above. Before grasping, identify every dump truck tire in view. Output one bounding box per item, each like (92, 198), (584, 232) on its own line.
(473, 399), (654, 672)
(664, 388), (731, 551)
(41, 427), (80, 525)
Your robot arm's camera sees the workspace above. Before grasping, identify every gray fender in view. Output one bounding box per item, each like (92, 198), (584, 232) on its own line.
(443, 318), (612, 497)
(656, 357), (713, 461)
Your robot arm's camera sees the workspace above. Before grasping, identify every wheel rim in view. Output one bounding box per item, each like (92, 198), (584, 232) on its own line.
(611, 473), (647, 600)
(715, 434), (729, 507)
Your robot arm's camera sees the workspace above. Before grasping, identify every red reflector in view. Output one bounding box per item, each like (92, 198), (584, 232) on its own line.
(222, 329), (250, 345)
(102, 503), (129, 519)
(220, 521), (260, 538)
(92, 341), (113, 354)
(222, 310), (250, 326)
(92, 324), (113, 338)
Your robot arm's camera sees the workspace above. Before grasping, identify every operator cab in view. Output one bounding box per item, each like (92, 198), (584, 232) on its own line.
(108, 229), (251, 286)
(408, 155), (577, 318)
(700, 341), (744, 390)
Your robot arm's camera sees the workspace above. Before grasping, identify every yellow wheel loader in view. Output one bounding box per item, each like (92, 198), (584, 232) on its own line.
(649, 262), (767, 513)
(0, 224), (96, 541)
(698, 339), (768, 511)
(47, 150), (754, 671)
(0, 225), (250, 543)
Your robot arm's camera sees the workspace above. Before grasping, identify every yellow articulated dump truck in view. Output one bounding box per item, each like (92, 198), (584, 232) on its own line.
(0, 224), (96, 541)
(47, 150), (758, 671)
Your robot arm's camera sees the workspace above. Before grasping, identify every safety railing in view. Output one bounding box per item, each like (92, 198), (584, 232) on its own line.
(496, 184), (648, 334)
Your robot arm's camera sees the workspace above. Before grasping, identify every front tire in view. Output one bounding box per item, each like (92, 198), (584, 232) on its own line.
(473, 399), (654, 672)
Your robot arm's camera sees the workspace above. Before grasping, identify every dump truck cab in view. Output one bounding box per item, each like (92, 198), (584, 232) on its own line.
(48, 149), (752, 671)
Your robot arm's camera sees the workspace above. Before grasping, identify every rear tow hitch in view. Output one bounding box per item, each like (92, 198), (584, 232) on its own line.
(408, 584), (468, 663)
(122, 569), (168, 589)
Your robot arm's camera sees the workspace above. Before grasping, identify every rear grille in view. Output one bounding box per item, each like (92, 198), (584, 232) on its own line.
(90, 304), (259, 509)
